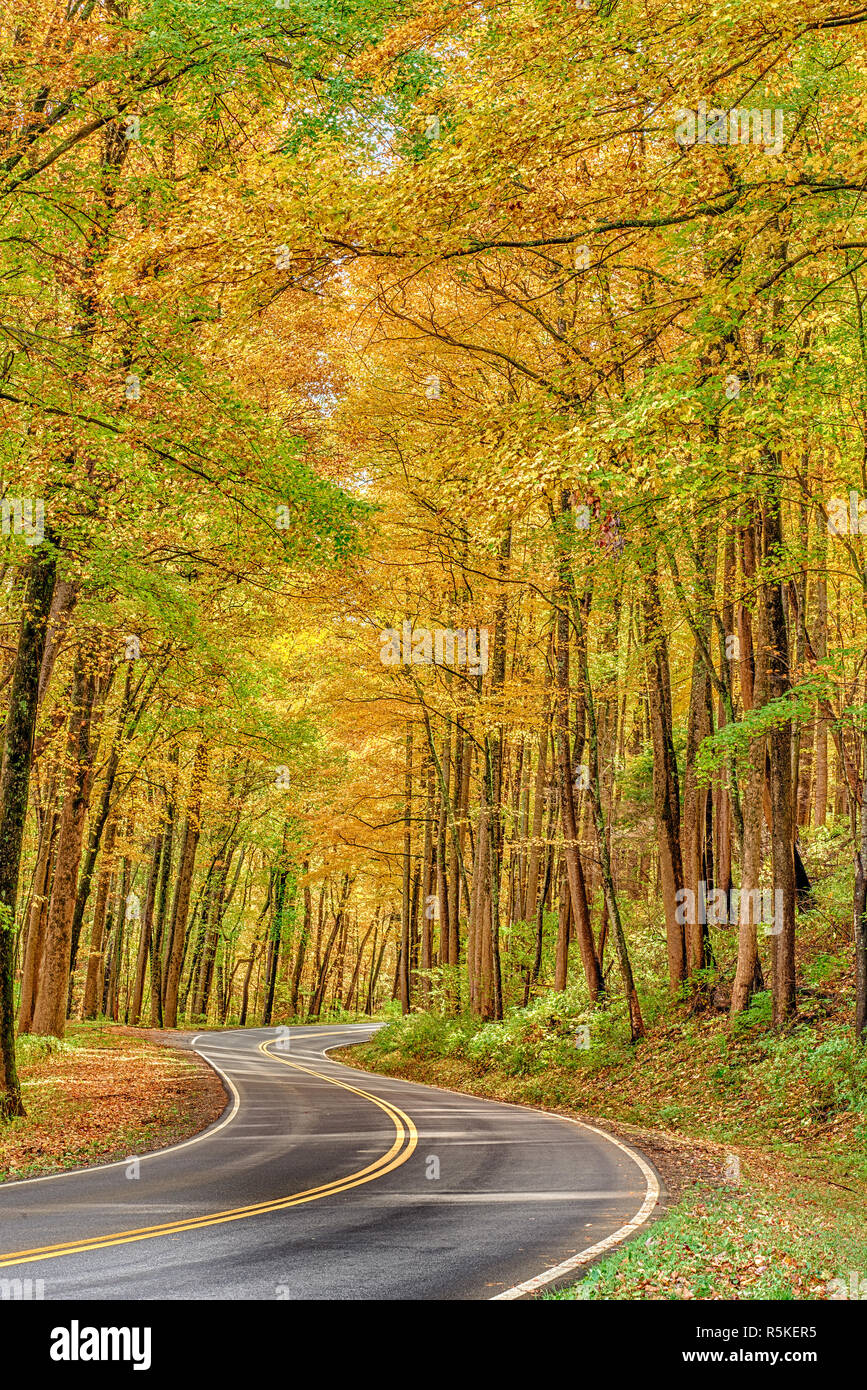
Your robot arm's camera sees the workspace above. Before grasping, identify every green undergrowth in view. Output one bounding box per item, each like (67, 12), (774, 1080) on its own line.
(355, 985), (867, 1182)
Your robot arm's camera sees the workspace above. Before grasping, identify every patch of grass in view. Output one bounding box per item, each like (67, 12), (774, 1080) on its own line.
(547, 1182), (867, 1301)
(14, 1034), (75, 1065)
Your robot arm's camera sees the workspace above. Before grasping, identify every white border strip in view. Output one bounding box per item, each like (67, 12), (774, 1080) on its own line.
(328, 1039), (661, 1303)
(491, 1116), (660, 1299)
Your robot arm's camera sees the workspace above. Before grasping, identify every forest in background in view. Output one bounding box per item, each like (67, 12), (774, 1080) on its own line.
(2, 0), (867, 1124)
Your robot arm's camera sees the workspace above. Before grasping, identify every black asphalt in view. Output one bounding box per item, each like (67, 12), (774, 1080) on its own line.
(0, 1025), (658, 1299)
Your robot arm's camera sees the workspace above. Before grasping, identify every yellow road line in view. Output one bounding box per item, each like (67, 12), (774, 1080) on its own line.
(0, 1039), (417, 1268)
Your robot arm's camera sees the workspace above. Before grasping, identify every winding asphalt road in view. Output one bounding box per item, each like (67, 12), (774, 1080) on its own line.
(0, 1025), (660, 1300)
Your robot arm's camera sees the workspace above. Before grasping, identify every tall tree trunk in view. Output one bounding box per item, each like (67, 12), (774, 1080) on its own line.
(730, 739), (766, 1016)
(291, 868), (311, 1015)
(681, 642), (712, 975)
(643, 555), (686, 992)
(162, 739), (207, 1028)
(813, 556), (829, 826)
(0, 541), (57, 1113)
(367, 925), (389, 1013)
(399, 722), (412, 1014)
(312, 904), (345, 1016)
(468, 777), (496, 1018)
(262, 855), (288, 1027)
(763, 469), (797, 1026)
(106, 841), (132, 1022)
(447, 726), (469, 979)
(31, 642), (99, 1038)
(81, 816), (118, 1019)
(523, 712), (550, 929)
(419, 757), (434, 1004)
(343, 920), (376, 1012)
(239, 945), (259, 1027)
(436, 728), (451, 970)
(571, 584), (644, 1041)
(189, 860), (220, 1018)
(130, 830), (163, 1025)
(149, 750), (179, 1027)
(17, 802), (59, 1034)
(552, 495), (602, 999)
(67, 661), (135, 1000)
(855, 731), (867, 1038)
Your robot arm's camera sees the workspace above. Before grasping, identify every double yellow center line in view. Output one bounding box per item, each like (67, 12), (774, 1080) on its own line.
(0, 1040), (418, 1269)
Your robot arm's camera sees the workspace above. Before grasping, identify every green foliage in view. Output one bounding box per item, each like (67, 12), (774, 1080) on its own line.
(730, 990), (773, 1035)
(371, 988), (622, 1076)
(696, 673), (839, 783)
(804, 952), (849, 987)
(370, 1010), (477, 1061)
(755, 1028), (867, 1122)
(15, 1034), (74, 1065)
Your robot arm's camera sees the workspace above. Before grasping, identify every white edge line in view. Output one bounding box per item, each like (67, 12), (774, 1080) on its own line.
(327, 1037), (661, 1302)
(2, 1044), (241, 1189)
(490, 1117), (660, 1299)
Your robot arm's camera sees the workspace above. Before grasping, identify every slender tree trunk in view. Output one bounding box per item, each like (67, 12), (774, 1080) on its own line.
(343, 920), (376, 1012)
(399, 723), (412, 1014)
(149, 752), (178, 1026)
(17, 803), (59, 1033)
(130, 830), (163, 1025)
(436, 729), (451, 970)
(763, 469), (797, 1026)
(469, 778), (496, 1018)
(106, 842), (132, 1022)
(0, 541), (57, 1112)
(262, 855), (287, 1026)
(855, 729), (867, 1038)
(419, 758), (434, 1004)
(162, 739), (207, 1028)
(447, 728), (465, 975)
(643, 557), (686, 992)
(813, 561), (828, 825)
(555, 858), (571, 991)
(730, 735), (767, 1016)
(552, 497), (602, 999)
(365, 927), (381, 1013)
(570, 582), (644, 1040)
(523, 678), (551, 930)
(291, 869), (311, 1016)
(81, 817), (118, 1019)
(32, 642), (99, 1038)
(312, 913), (343, 1015)
(239, 945), (259, 1027)
(67, 662), (135, 999)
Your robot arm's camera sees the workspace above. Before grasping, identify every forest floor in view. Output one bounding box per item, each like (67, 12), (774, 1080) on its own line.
(0, 1024), (226, 1183)
(340, 980), (867, 1299)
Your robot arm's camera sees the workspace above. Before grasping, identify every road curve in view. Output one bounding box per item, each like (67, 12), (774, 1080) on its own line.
(0, 1025), (660, 1300)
